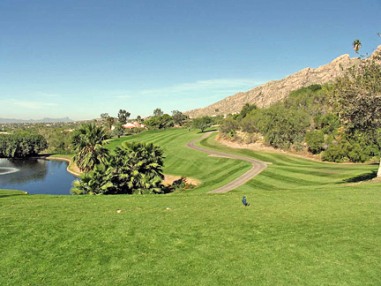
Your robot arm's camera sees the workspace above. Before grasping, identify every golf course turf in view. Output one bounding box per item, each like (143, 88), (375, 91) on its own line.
(1, 128), (380, 285)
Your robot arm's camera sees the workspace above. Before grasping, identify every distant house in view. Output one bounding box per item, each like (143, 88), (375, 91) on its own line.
(122, 122), (145, 129)
(111, 122), (145, 131)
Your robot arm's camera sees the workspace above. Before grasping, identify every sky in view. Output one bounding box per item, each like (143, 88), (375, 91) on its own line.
(0, 0), (380, 120)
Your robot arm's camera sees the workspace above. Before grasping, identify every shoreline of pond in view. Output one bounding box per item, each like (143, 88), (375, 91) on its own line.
(45, 155), (81, 177)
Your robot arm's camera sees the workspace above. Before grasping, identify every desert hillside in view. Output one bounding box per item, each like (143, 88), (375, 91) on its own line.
(186, 45), (381, 118)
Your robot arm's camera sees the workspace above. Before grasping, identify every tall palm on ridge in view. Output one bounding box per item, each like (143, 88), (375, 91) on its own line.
(72, 123), (110, 172)
(353, 39), (362, 54)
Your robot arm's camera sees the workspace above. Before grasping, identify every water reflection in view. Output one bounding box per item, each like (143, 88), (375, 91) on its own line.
(0, 158), (76, 195)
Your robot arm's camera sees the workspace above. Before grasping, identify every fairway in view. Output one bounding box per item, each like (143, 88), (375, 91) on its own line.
(1, 128), (380, 285)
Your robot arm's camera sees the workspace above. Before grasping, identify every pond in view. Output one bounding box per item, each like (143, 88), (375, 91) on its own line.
(0, 158), (77, 195)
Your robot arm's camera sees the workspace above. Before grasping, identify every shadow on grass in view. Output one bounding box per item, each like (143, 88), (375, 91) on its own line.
(195, 128), (218, 134)
(0, 193), (28, 199)
(342, 171), (377, 183)
(0, 189), (28, 198)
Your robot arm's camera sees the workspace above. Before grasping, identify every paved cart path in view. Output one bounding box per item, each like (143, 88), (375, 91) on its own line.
(187, 132), (267, 193)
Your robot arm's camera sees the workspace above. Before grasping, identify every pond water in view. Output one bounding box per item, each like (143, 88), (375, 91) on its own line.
(0, 158), (77, 195)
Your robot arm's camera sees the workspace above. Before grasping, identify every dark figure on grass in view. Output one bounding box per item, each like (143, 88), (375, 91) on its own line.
(242, 195), (250, 206)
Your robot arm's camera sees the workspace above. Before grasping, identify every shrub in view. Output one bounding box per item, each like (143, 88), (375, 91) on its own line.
(306, 130), (325, 154)
(171, 177), (195, 192)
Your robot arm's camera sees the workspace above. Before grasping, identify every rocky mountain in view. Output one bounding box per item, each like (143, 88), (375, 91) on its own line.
(186, 45), (381, 118)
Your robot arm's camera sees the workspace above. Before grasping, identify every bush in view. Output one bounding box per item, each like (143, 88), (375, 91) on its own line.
(306, 130), (325, 154)
(321, 144), (347, 162)
(219, 118), (239, 139)
(0, 133), (48, 158)
(171, 177), (195, 192)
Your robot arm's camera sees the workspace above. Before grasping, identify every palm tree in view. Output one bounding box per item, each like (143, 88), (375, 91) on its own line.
(112, 142), (165, 194)
(353, 39), (362, 54)
(71, 123), (110, 172)
(71, 163), (114, 195)
(70, 136), (165, 195)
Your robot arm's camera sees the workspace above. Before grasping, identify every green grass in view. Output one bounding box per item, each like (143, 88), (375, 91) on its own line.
(107, 129), (252, 192)
(199, 133), (377, 193)
(1, 128), (380, 285)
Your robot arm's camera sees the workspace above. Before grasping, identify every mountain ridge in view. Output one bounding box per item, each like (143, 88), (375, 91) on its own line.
(0, 117), (74, 124)
(186, 45), (381, 118)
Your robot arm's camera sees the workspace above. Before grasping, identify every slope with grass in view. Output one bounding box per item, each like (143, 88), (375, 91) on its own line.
(187, 132), (267, 193)
(107, 129), (252, 193)
(199, 132), (378, 193)
(1, 128), (380, 285)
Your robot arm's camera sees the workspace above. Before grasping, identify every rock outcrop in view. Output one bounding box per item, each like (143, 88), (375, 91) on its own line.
(186, 45), (381, 118)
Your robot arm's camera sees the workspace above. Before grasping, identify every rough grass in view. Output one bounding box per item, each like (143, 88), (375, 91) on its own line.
(1, 128), (380, 285)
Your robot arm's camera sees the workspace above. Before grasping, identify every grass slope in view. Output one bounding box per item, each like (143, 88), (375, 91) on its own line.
(107, 129), (252, 193)
(199, 133), (378, 192)
(1, 128), (380, 285)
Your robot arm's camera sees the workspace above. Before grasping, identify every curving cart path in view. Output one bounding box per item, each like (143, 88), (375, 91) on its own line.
(187, 132), (267, 193)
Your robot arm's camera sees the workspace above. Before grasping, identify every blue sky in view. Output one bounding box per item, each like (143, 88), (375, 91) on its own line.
(0, 0), (380, 120)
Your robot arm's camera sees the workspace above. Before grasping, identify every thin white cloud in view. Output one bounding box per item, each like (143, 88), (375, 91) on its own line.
(111, 78), (263, 100)
(139, 78), (262, 96)
(115, 94), (134, 99)
(34, 92), (61, 98)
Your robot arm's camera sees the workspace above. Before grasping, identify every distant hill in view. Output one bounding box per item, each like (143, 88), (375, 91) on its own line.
(0, 117), (74, 124)
(186, 45), (381, 118)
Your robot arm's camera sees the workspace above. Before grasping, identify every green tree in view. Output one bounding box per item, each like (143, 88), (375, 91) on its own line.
(144, 114), (174, 130)
(192, 116), (212, 133)
(38, 127), (73, 154)
(305, 130), (325, 154)
(172, 110), (188, 126)
(153, 108), (164, 117)
(332, 55), (381, 176)
(71, 123), (110, 172)
(0, 133), (47, 158)
(112, 122), (125, 138)
(118, 109), (131, 124)
(239, 103), (257, 119)
(240, 111), (260, 133)
(219, 117), (239, 138)
(100, 113), (114, 130)
(254, 105), (309, 149)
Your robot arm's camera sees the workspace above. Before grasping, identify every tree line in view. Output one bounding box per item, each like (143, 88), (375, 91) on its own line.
(0, 133), (48, 158)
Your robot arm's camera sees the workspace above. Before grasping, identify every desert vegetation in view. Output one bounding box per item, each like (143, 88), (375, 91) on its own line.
(219, 55), (381, 175)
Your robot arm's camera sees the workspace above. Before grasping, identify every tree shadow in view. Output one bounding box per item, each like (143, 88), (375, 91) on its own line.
(342, 171), (377, 183)
(195, 128), (218, 134)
